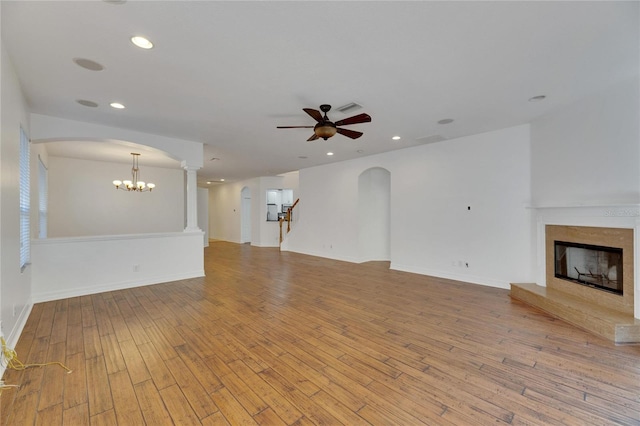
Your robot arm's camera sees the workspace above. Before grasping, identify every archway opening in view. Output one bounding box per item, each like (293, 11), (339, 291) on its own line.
(241, 187), (252, 244)
(358, 167), (391, 262)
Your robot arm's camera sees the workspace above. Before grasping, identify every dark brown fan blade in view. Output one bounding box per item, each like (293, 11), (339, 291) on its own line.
(307, 134), (320, 142)
(336, 128), (363, 139)
(303, 108), (324, 123)
(334, 113), (372, 126)
(277, 126), (315, 128)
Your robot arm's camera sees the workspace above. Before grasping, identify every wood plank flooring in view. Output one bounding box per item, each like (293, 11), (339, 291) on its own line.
(2, 241), (640, 425)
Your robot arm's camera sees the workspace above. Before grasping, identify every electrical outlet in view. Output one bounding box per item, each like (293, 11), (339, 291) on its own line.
(465, 262), (469, 268)
(133, 264), (140, 272)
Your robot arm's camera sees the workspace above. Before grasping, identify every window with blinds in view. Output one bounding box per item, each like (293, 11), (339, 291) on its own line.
(38, 156), (48, 238)
(19, 127), (30, 270)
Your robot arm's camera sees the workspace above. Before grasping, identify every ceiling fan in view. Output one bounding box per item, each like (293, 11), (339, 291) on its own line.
(277, 104), (372, 141)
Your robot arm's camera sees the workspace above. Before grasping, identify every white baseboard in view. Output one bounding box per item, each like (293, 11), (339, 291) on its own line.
(31, 270), (205, 303)
(390, 262), (509, 289)
(283, 247), (362, 264)
(1, 302), (34, 379)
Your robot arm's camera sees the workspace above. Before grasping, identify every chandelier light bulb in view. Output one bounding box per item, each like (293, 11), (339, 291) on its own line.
(113, 153), (157, 192)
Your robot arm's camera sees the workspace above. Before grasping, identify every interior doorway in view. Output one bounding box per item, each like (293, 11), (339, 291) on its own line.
(358, 167), (391, 262)
(241, 187), (252, 244)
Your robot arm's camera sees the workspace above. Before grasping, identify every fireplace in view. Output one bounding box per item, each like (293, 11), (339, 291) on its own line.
(554, 240), (623, 295)
(546, 225), (634, 315)
(511, 206), (639, 343)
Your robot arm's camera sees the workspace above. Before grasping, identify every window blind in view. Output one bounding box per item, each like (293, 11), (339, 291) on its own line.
(19, 127), (30, 269)
(38, 155), (48, 238)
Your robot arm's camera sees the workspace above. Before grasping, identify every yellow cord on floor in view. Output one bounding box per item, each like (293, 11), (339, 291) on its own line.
(0, 336), (72, 374)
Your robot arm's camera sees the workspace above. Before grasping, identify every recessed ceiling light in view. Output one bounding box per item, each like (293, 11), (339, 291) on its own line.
(437, 118), (454, 125)
(220, 179), (225, 182)
(76, 99), (99, 108)
(131, 36), (154, 49)
(392, 136), (401, 140)
(357, 149), (364, 153)
(102, 0), (126, 4)
(110, 102), (125, 109)
(206, 181), (212, 184)
(528, 95), (546, 102)
(326, 152), (334, 156)
(73, 58), (104, 71)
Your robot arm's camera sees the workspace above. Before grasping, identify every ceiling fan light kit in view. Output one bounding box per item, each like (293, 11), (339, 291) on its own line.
(277, 104), (371, 141)
(314, 122), (337, 140)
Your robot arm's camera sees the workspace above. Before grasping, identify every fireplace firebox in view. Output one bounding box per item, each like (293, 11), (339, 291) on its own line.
(554, 240), (623, 295)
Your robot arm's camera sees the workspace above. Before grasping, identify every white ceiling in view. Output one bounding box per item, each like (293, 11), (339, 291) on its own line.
(2, 1), (638, 184)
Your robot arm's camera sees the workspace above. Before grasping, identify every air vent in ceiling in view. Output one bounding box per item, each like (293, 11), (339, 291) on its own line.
(335, 102), (363, 114)
(416, 134), (447, 145)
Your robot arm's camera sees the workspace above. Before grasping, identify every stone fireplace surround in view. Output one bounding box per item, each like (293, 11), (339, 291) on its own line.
(511, 204), (640, 343)
(546, 225), (633, 313)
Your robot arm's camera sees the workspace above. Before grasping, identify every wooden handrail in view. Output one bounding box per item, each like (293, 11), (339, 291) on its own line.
(279, 198), (300, 246)
(286, 198), (299, 233)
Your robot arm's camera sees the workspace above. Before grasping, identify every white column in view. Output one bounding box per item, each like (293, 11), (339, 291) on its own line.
(184, 165), (201, 232)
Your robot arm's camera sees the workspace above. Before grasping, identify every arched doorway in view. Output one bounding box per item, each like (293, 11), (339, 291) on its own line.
(358, 167), (391, 262)
(240, 187), (252, 244)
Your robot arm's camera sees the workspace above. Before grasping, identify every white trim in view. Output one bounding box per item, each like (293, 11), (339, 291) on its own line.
(0, 303), (34, 380)
(527, 204), (640, 210)
(31, 270), (204, 303)
(32, 231), (204, 245)
(390, 263), (509, 289)
(531, 204), (640, 319)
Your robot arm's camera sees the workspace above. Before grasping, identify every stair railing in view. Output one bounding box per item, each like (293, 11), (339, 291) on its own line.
(279, 198), (299, 247)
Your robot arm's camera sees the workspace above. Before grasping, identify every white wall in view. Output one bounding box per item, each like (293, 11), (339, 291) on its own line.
(531, 78), (640, 206)
(47, 156), (184, 237)
(31, 232), (204, 302)
(31, 114), (203, 169)
(0, 39), (33, 347)
(528, 77), (640, 316)
(281, 171), (300, 196)
(286, 125), (533, 289)
(208, 173), (300, 247)
(198, 187), (209, 246)
(209, 180), (252, 244)
(259, 176), (288, 247)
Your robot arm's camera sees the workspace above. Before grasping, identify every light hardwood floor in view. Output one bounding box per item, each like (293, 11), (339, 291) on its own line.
(2, 241), (639, 425)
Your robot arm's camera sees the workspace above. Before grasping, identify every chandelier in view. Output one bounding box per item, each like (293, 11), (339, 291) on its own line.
(112, 153), (156, 192)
